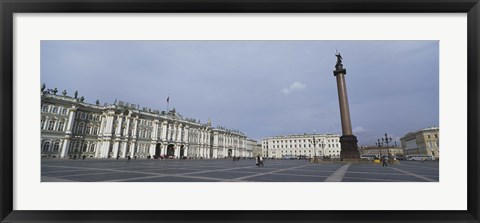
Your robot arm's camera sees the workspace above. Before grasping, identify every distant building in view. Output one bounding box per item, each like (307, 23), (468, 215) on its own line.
(400, 126), (439, 159)
(360, 146), (404, 158)
(251, 141), (263, 158)
(41, 90), (250, 159)
(261, 134), (341, 159)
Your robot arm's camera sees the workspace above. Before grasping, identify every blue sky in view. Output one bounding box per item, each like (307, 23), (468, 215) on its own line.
(41, 41), (439, 145)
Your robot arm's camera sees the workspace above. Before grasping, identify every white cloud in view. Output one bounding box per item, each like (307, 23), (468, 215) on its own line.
(281, 82), (306, 95)
(353, 126), (368, 134)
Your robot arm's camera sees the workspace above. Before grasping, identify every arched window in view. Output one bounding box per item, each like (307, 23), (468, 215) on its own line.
(57, 121), (65, 131)
(53, 141), (60, 152)
(47, 119), (55, 131)
(41, 117), (46, 129)
(90, 144), (95, 152)
(52, 107), (58, 114)
(42, 105), (49, 112)
(42, 141), (50, 152)
(82, 143), (88, 152)
(86, 125), (92, 135)
(78, 123), (85, 134)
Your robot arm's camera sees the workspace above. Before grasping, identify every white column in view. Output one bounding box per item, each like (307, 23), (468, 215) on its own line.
(152, 120), (159, 140)
(149, 144), (156, 156)
(65, 107), (76, 134)
(161, 121), (168, 140)
(113, 141), (120, 158)
(99, 116), (106, 134)
(115, 116), (123, 137)
(183, 146), (188, 158)
(176, 124), (182, 142)
(184, 126), (189, 143)
(168, 124), (173, 140)
(105, 115), (114, 136)
(174, 144), (180, 158)
(121, 142), (128, 158)
(95, 141), (102, 158)
(133, 117), (139, 138)
(125, 117), (131, 137)
(60, 138), (70, 158)
(129, 142), (136, 157)
(172, 124), (178, 142)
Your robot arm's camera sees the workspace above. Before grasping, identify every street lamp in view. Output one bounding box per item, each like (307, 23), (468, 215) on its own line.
(308, 130), (319, 160)
(380, 133), (393, 158)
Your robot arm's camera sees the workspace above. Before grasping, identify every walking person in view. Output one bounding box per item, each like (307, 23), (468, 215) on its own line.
(382, 156), (388, 167)
(127, 155), (131, 164)
(260, 156), (264, 167)
(256, 155), (260, 167)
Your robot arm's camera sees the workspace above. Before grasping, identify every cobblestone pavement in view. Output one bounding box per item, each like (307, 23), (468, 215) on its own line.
(41, 159), (439, 182)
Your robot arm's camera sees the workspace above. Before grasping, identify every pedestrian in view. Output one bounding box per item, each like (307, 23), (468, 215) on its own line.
(232, 156), (236, 165)
(382, 156), (388, 167)
(256, 155), (260, 167)
(127, 155), (131, 163)
(260, 156), (264, 167)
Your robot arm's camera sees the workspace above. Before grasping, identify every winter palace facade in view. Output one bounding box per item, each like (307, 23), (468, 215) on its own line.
(41, 92), (255, 159)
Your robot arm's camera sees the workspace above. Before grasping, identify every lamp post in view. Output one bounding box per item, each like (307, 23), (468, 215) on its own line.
(309, 131), (319, 160)
(381, 133), (393, 158)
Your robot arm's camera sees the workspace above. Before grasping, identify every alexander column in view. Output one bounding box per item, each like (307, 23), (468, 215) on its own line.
(333, 53), (360, 160)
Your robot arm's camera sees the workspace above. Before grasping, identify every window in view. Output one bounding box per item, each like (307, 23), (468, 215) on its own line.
(47, 120), (55, 131)
(90, 144), (95, 152)
(57, 121), (65, 131)
(78, 123), (85, 134)
(62, 108), (67, 115)
(88, 114), (93, 121)
(93, 127), (98, 135)
(42, 141), (50, 151)
(53, 142), (60, 152)
(82, 143), (88, 152)
(52, 107), (58, 113)
(86, 126), (91, 135)
(41, 117), (46, 129)
(427, 135), (431, 139)
(42, 105), (49, 112)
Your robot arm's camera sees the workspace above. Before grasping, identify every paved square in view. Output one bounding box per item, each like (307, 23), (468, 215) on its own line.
(41, 159), (439, 182)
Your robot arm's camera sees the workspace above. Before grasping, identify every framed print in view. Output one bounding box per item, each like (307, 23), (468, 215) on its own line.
(1, 0), (479, 222)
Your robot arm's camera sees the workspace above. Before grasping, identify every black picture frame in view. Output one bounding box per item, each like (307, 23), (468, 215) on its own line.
(1, 1), (479, 222)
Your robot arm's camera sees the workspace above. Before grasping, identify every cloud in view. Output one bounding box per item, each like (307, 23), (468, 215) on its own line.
(281, 82), (306, 95)
(353, 126), (368, 134)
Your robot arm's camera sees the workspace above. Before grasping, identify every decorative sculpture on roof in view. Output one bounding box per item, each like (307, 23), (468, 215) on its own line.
(80, 96), (84, 102)
(52, 88), (58, 95)
(62, 90), (67, 96)
(74, 91), (78, 99)
(96, 100), (100, 105)
(41, 83), (46, 92)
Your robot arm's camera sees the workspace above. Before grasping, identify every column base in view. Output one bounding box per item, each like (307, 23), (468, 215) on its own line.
(340, 135), (360, 160)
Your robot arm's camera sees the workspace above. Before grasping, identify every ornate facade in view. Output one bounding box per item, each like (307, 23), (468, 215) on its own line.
(261, 134), (341, 159)
(41, 92), (251, 159)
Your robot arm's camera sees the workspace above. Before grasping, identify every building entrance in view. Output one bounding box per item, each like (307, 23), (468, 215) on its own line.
(228, 149), (232, 157)
(180, 145), (185, 158)
(167, 144), (175, 158)
(155, 143), (161, 158)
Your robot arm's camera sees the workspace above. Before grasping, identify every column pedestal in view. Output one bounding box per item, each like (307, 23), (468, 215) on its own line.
(340, 135), (360, 160)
